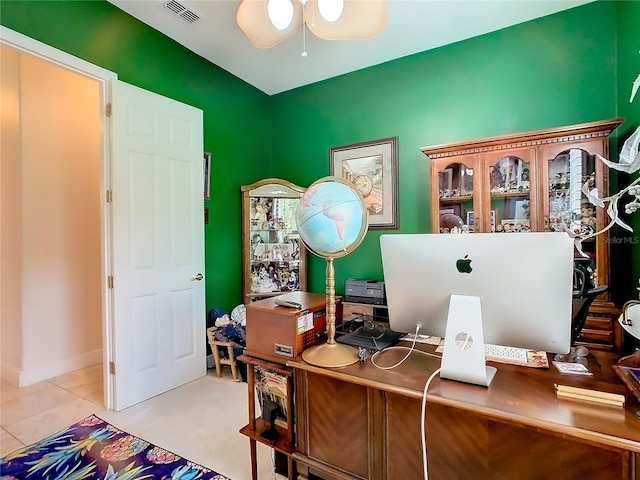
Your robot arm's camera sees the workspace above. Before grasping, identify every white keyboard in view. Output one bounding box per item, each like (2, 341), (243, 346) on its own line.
(484, 343), (529, 363)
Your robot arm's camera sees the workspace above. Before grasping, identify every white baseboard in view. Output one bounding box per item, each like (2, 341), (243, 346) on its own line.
(19, 349), (102, 387)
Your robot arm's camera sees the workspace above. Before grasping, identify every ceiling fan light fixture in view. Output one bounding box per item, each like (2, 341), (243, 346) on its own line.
(317, 0), (344, 22)
(237, 0), (385, 49)
(267, 0), (295, 30)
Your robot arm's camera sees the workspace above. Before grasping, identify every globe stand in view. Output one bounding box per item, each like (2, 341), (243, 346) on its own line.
(302, 258), (359, 367)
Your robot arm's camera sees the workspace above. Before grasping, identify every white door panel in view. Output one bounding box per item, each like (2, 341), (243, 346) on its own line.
(111, 80), (205, 411)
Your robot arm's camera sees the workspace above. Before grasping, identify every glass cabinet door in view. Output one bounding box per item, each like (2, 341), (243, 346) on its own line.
(249, 196), (301, 293)
(546, 149), (596, 235)
(484, 151), (535, 233)
(546, 148), (598, 282)
(434, 158), (478, 233)
(242, 180), (307, 302)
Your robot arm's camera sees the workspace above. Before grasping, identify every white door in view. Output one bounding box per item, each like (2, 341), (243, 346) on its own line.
(110, 80), (205, 411)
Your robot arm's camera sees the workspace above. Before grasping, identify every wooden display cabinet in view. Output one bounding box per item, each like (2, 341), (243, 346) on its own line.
(422, 118), (624, 351)
(241, 178), (307, 303)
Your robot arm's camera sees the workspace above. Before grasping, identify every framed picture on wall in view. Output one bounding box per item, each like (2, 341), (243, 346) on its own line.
(330, 137), (399, 230)
(204, 152), (211, 200)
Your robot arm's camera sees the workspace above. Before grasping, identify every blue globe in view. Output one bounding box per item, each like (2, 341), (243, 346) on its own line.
(296, 177), (368, 258)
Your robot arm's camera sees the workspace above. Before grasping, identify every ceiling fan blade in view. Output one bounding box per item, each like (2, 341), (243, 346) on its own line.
(305, 0), (387, 41)
(237, 0), (304, 48)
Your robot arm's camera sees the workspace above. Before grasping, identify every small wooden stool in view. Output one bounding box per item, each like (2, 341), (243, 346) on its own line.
(206, 326), (240, 381)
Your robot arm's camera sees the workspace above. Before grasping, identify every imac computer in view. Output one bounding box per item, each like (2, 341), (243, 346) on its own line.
(379, 232), (574, 386)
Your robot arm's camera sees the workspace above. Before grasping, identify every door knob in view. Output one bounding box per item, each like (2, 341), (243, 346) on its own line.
(191, 273), (204, 281)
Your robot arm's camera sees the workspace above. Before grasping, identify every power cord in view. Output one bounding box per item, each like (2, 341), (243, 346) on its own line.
(370, 325), (441, 370)
(367, 325), (442, 479)
(421, 367), (441, 480)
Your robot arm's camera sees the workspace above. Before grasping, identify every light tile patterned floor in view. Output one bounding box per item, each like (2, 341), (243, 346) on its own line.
(1, 365), (285, 480)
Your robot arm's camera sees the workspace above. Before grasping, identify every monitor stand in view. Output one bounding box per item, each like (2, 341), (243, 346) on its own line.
(440, 294), (497, 387)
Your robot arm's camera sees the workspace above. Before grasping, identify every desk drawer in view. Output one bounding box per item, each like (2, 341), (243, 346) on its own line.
(577, 313), (617, 351)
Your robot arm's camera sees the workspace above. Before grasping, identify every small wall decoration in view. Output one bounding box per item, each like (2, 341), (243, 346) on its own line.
(330, 137), (399, 230)
(204, 152), (211, 200)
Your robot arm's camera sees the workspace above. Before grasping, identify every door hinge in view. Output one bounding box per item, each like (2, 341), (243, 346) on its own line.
(106, 189), (113, 203)
(106, 103), (112, 117)
(108, 275), (114, 289)
(109, 361), (115, 375)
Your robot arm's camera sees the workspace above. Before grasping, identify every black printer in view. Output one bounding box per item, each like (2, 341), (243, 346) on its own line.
(344, 279), (386, 305)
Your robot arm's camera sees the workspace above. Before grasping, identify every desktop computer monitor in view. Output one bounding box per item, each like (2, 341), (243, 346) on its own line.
(380, 232), (574, 384)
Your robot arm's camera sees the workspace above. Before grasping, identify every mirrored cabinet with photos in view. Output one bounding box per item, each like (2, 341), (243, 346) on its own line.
(241, 179), (307, 303)
(423, 118), (625, 351)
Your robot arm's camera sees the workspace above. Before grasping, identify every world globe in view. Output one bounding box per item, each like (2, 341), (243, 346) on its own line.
(295, 176), (368, 368)
(295, 176), (368, 259)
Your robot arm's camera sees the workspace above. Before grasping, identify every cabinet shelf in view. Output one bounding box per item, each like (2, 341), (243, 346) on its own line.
(250, 228), (298, 233)
(439, 194), (473, 203)
(239, 421), (294, 455)
(489, 190), (530, 199)
(250, 259), (300, 265)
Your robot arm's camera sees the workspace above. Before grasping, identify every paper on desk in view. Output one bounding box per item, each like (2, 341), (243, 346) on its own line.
(553, 361), (593, 376)
(401, 334), (441, 345)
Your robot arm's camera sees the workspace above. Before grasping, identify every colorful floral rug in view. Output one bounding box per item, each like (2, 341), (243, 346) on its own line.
(0, 414), (230, 480)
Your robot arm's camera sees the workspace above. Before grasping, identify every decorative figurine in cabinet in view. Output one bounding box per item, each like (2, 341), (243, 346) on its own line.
(423, 118), (624, 351)
(241, 179), (307, 303)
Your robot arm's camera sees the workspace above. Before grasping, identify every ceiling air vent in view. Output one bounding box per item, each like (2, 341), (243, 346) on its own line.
(163, 0), (200, 24)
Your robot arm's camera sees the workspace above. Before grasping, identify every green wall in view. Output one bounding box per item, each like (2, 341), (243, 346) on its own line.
(616, 0), (640, 300)
(0, 0), (273, 312)
(2, 0), (638, 309)
(271, 0), (637, 297)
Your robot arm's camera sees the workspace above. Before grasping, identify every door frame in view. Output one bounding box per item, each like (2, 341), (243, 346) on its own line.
(1, 26), (117, 409)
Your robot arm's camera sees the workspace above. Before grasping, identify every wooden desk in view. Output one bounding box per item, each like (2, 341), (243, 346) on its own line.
(288, 345), (640, 480)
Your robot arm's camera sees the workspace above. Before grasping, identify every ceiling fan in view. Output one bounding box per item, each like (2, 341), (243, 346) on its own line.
(237, 0), (387, 56)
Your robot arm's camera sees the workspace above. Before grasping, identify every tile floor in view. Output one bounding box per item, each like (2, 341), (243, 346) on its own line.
(1, 364), (284, 480)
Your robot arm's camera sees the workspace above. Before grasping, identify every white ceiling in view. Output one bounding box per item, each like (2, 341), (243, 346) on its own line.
(107, 0), (593, 95)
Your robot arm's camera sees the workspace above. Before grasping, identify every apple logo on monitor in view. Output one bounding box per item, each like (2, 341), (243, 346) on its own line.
(456, 254), (473, 273)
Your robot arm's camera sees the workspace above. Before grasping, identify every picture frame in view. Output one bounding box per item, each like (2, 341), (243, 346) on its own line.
(204, 152), (211, 200)
(466, 210), (474, 227)
(517, 163), (530, 189)
(514, 198), (530, 219)
(439, 205), (461, 217)
(330, 137), (399, 230)
(490, 209), (496, 232)
(459, 165), (474, 194)
(438, 168), (453, 193)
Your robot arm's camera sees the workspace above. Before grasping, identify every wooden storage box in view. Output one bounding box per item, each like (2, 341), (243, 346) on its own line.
(245, 292), (342, 364)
